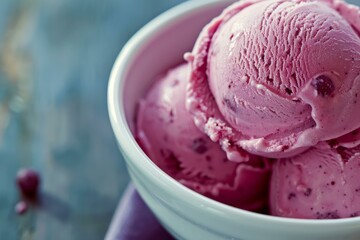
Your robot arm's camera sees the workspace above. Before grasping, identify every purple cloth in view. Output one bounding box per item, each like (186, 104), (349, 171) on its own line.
(105, 185), (174, 240)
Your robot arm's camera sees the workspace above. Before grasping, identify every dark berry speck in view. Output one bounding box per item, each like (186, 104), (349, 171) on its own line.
(288, 192), (296, 200)
(311, 75), (335, 97)
(304, 188), (312, 197)
(316, 211), (340, 219)
(285, 88), (292, 95)
(350, 212), (359, 217)
(222, 98), (237, 112)
(191, 138), (208, 154)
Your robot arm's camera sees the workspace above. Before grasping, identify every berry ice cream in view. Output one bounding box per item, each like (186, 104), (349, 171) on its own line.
(186, 0), (360, 160)
(136, 64), (271, 211)
(133, 0), (360, 220)
(270, 129), (360, 219)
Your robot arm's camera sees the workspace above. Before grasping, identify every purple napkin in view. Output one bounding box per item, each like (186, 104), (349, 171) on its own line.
(105, 184), (174, 240)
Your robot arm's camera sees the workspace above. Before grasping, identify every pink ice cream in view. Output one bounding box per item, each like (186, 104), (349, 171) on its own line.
(186, 0), (360, 160)
(270, 129), (360, 219)
(136, 64), (271, 211)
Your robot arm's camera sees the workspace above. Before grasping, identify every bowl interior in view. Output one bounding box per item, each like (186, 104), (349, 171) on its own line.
(121, 0), (234, 133)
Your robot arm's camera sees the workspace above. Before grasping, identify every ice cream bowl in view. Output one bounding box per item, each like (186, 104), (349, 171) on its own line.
(108, 0), (360, 239)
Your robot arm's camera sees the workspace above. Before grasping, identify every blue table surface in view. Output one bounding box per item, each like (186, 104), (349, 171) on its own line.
(1, 0), (360, 239)
(0, 0), (184, 239)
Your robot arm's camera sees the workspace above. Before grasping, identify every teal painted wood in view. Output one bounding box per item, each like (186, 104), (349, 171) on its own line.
(0, 0), (184, 239)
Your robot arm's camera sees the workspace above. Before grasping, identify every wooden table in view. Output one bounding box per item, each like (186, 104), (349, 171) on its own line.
(0, 0), (184, 239)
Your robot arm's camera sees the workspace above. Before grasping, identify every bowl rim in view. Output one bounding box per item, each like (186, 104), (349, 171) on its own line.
(108, 0), (360, 227)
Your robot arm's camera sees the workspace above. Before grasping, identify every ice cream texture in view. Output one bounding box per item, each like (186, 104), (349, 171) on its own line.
(186, 0), (360, 160)
(136, 64), (271, 211)
(270, 129), (360, 219)
(134, 0), (360, 220)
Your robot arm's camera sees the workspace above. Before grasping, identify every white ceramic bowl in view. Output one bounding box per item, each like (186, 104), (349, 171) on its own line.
(108, 1), (360, 239)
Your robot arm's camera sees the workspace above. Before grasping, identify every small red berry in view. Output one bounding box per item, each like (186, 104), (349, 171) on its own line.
(16, 169), (40, 198)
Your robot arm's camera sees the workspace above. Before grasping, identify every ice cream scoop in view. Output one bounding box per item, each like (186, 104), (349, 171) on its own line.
(136, 64), (271, 211)
(270, 129), (360, 219)
(186, 0), (360, 160)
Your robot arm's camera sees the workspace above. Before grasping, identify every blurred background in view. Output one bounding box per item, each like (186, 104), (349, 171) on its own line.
(0, 0), (184, 239)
